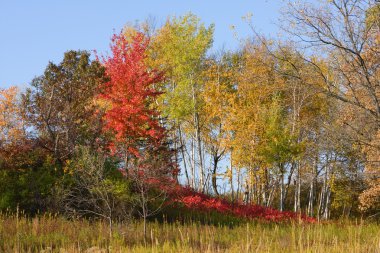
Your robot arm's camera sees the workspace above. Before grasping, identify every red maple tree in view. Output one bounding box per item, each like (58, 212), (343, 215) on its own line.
(100, 32), (165, 157)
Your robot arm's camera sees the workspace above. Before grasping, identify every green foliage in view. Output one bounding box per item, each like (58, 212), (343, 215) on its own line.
(152, 13), (214, 121)
(256, 97), (303, 167)
(0, 147), (58, 213)
(57, 146), (135, 220)
(365, 3), (380, 29)
(22, 50), (107, 163)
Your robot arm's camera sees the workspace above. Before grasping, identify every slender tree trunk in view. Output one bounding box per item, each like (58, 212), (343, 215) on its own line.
(252, 172), (257, 205)
(280, 166), (285, 212)
(318, 164), (329, 220)
(108, 217), (113, 240)
(178, 125), (190, 186)
(307, 180), (314, 217)
(191, 78), (205, 192)
(294, 178), (298, 213)
(297, 166), (301, 212)
(141, 192), (147, 245)
(308, 156), (318, 217)
(267, 183), (276, 207)
(173, 129), (179, 183)
(229, 153), (234, 202)
(317, 185), (323, 221)
(237, 169), (241, 201)
(262, 169), (269, 206)
(124, 148), (129, 178)
(195, 112), (204, 192)
(284, 163), (296, 207)
(322, 164), (331, 220)
(323, 187), (331, 220)
(191, 137), (195, 189)
(294, 163), (301, 213)
(212, 155), (219, 195)
(244, 178), (249, 204)
(143, 214), (147, 245)
(261, 182), (266, 206)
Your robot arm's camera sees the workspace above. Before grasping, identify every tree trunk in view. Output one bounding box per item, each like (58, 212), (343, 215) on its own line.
(294, 178), (298, 213)
(317, 185), (323, 221)
(143, 215), (147, 245)
(178, 125), (190, 186)
(212, 155), (219, 195)
(284, 163), (296, 207)
(244, 178), (250, 204)
(280, 167), (285, 212)
(308, 156), (318, 217)
(322, 164), (331, 220)
(229, 154), (234, 202)
(318, 164), (329, 221)
(142, 202), (147, 245)
(237, 168), (241, 201)
(294, 163), (301, 213)
(323, 187), (331, 220)
(191, 137), (195, 189)
(108, 217), (113, 241)
(195, 112), (204, 192)
(307, 180), (314, 217)
(267, 186), (275, 207)
(173, 128), (179, 183)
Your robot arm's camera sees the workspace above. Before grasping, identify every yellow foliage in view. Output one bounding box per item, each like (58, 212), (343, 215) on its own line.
(0, 86), (24, 146)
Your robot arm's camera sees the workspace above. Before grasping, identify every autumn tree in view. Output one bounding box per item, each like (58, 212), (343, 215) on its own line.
(281, 0), (380, 213)
(100, 31), (177, 238)
(22, 51), (107, 164)
(100, 32), (165, 167)
(129, 139), (176, 241)
(150, 14), (214, 191)
(0, 87), (57, 212)
(0, 86), (25, 147)
(201, 52), (239, 195)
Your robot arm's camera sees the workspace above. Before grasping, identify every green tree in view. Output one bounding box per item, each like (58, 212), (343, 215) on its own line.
(22, 50), (107, 164)
(150, 13), (214, 190)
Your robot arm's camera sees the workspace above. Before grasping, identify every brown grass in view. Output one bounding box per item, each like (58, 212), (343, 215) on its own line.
(0, 213), (379, 252)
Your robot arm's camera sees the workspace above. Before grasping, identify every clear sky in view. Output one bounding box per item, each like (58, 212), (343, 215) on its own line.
(0, 0), (285, 89)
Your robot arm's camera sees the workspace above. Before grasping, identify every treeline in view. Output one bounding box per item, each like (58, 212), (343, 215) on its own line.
(0, 0), (379, 221)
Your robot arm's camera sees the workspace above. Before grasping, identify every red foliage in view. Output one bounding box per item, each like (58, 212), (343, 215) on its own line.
(100, 32), (165, 156)
(166, 185), (316, 223)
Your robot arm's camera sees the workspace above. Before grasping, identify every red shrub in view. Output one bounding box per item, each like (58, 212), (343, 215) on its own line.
(166, 185), (316, 223)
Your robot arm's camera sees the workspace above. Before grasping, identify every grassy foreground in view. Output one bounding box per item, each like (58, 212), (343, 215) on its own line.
(0, 214), (379, 253)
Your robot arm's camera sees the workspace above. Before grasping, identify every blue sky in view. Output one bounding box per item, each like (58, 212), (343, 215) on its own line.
(0, 0), (285, 89)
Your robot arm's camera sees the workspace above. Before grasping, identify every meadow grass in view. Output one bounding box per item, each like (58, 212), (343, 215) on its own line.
(0, 213), (379, 252)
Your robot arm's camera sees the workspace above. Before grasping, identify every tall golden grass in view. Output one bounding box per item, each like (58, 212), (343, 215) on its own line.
(0, 213), (379, 252)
